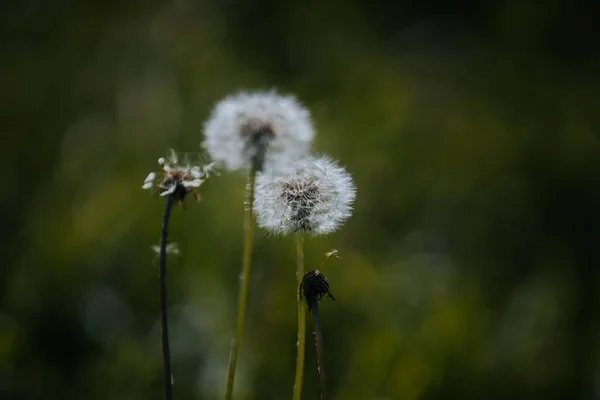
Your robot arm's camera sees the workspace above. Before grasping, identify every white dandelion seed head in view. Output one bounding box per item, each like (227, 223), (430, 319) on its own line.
(202, 90), (315, 172)
(142, 150), (216, 201)
(253, 155), (356, 235)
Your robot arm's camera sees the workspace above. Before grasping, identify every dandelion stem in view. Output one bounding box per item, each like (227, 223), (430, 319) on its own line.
(293, 234), (306, 400)
(225, 169), (257, 400)
(311, 300), (327, 400)
(160, 194), (174, 400)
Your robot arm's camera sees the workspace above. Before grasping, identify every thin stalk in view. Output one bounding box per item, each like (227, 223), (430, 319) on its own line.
(293, 234), (306, 400)
(225, 169), (257, 400)
(160, 194), (174, 400)
(311, 301), (327, 400)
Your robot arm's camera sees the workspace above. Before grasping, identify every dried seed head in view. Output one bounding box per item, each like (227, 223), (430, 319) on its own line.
(142, 150), (216, 204)
(253, 155), (356, 235)
(300, 270), (335, 312)
(202, 91), (315, 172)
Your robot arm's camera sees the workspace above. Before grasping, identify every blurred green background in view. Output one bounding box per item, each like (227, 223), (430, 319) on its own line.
(1, 0), (600, 399)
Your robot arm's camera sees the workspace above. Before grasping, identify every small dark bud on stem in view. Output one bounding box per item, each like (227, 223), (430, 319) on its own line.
(300, 270), (335, 313)
(300, 269), (333, 400)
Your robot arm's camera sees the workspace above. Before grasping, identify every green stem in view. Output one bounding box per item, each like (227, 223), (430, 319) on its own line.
(293, 234), (306, 400)
(225, 169), (257, 400)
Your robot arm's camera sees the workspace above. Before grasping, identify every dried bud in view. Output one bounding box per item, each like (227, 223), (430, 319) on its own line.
(300, 270), (335, 312)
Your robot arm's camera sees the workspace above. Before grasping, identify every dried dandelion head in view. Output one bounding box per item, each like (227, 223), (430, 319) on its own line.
(142, 149), (216, 204)
(253, 155), (356, 235)
(300, 270), (335, 312)
(202, 91), (315, 172)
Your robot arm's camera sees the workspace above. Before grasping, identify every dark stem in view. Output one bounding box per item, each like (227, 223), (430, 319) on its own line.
(311, 300), (327, 400)
(160, 194), (174, 400)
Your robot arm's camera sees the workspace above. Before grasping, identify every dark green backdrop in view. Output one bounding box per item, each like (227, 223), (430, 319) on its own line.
(1, 0), (600, 399)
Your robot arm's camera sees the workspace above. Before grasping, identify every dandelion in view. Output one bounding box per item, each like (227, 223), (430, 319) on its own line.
(203, 90), (314, 173)
(324, 249), (340, 260)
(253, 154), (355, 400)
(203, 91), (316, 400)
(254, 155), (356, 235)
(143, 150), (214, 400)
(142, 149), (216, 204)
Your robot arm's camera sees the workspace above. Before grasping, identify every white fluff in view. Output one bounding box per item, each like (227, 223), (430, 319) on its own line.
(202, 91), (315, 172)
(253, 155), (356, 235)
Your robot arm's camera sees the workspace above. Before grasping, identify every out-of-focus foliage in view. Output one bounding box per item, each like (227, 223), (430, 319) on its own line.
(1, 0), (599, 399)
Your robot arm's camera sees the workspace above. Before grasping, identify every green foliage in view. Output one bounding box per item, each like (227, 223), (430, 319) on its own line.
(1, 1), (599, 399)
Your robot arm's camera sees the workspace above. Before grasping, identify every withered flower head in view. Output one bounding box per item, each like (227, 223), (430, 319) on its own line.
(142, 150), (216, 204)
(300, 270), (335, 312)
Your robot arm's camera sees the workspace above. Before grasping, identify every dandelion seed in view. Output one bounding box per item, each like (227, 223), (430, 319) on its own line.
(254, 155), (356, 235)
(201, 161), (219, 178)
(142, 150), (215, 204)
(144, 172), (156, 184)
(324, 249), (340, 260)
(152, 243), (181, 256)
(320, 249), (341, 268)
(202, 91), (315, 172)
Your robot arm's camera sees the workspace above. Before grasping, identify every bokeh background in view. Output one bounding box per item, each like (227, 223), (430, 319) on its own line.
(2, 0), (600, 399)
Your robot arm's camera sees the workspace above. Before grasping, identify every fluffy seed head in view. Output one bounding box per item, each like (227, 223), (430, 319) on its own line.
(202, 90), (315, 172)
(253, 155), (356, 235)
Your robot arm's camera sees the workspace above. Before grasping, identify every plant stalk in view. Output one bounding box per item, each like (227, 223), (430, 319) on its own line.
(160, 194), (174, 400)
(293, 234), (306, 400)
(225, 169), (257, 400)
(311, 301), (327, 400)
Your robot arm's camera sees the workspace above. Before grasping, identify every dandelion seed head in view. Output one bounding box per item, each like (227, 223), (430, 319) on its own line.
(202, 91), (315, 172)
(253, 155), (356, 235)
